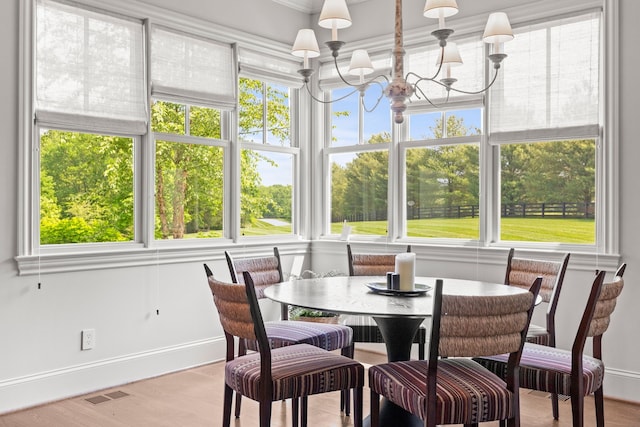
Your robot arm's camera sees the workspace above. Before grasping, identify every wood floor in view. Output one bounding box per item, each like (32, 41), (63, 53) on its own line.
(1, 350), (639, 427)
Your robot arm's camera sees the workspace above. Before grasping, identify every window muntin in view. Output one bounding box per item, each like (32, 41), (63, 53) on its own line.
(39, 129), (134, 244)
(500, 139), (596, 244)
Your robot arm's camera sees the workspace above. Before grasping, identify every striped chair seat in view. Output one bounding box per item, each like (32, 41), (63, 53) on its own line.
(226, 343), (364, 402)
(475, 343), (605, 396)
(244, 320), (353, 352)
(526, 323), (551, 346)
(369, 359), (516, 425)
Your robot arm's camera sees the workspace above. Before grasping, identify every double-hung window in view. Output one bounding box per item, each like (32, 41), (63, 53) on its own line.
(490, 11), (601, 246)
(150, 27), (235, 242)
(237, 49), (302, 238)
(34, 0), (145, 248)
(321, 52), (392, 238)
(400, 35), (485, 241)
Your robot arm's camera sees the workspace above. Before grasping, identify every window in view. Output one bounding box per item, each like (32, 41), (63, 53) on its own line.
(326, 86), (391, 236)
(34, 0), (145, 247)
(151, 102), (225, 240)
(150, 27), (235, 242)
(322, 9), (606, 250)
(499, 139), (596, 244)
(40, 130), (135, 244)
(403, 108), (482, 240)
(238, 78), (297, 236)
(490, 12), (600, 246)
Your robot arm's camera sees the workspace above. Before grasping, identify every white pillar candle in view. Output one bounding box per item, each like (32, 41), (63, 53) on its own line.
(395, 253), (416, 291)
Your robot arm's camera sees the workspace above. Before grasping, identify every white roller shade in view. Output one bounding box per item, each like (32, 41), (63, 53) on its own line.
(151, 27), (236, 110)
(35, 0), (147, 134)
(489, 12), (601, 139)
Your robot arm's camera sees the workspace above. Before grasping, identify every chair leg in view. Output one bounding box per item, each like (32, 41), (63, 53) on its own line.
(292, 398), (299, 427)
(551, 392), (559, 420)
(595, 386), (605, 427)
(222, 384), (233, 427)
(571, 392), (585, 427)
(259, 401), (272, 427)
(235, 339), (247, 418)
(418, 331), (425, 360)
(340, 344), (354, 415)
(301, 396), (308, 427)
(369, 389), (379, 427)
(353, 387), (363, 427)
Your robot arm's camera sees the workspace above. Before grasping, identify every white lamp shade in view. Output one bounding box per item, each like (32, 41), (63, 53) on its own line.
(423, 0), (459, 19)
(435, 42), (463, 66)
(291, 29), (320, 58)
(318, 0), (352, 29)
(483, 12), (514, 44)
(348, 49), (374, 76)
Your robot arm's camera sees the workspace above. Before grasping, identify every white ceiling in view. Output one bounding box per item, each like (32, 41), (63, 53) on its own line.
(272, 0), (370, 14)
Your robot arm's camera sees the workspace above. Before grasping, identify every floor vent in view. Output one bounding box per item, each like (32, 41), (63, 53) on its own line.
(85, 391), (130, 404)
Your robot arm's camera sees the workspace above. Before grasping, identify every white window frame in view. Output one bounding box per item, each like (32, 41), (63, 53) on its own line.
(17, 0), (307, 274)
(317, 0), (619, 267)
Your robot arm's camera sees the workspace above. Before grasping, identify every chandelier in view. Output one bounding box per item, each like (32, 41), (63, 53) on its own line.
(291, 0), (514, 124)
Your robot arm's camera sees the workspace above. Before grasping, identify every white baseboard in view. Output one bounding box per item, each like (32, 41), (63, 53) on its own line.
(603, 367), (640, 403)
(0, 338), (226, 415)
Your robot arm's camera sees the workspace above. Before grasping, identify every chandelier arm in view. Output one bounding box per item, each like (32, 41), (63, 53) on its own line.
(332, 55), (391, 89)
(444, 67), (501, 96)
(303, 81), (360, 104)
(415, 87), (442, 108)
(361, 81), (386, 113)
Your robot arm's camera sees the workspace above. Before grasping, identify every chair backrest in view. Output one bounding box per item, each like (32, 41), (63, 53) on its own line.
(347, 244), (412, 276)
(574, 264), (625, 360)
(204, 264), (273, 366)
(505, 248), (570, 304)
(225, 248), (284, 299)
(589, 264), (626, 338)
(431, 277), (542, 359)
(426, 277), (542, 426)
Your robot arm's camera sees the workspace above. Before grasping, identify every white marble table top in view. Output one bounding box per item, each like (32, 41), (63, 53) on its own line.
(263, 275), (530, 319)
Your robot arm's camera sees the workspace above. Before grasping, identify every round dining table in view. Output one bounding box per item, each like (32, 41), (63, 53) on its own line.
(264, 275), (532, 427)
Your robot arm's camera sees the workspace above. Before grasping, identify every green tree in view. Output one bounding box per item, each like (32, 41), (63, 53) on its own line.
(405, 115), (479, 214)
(39, 131), (133, 244)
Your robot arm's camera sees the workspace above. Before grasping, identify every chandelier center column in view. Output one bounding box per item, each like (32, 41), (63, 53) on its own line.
(384, 0), (414, 124)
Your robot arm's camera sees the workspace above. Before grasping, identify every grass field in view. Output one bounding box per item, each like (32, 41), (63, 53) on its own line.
(190, 217), (595, 243)
(330, 217), (595, 243)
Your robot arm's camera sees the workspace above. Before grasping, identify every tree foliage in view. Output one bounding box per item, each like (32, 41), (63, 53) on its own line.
(39, 78), (293, 244)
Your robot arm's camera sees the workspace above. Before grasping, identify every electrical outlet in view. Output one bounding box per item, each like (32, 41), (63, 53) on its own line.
(81, 329), (95, 350)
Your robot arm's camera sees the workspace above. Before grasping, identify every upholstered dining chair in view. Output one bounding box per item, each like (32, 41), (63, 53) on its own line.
(474, 264), (626, 427)
(504, 248), (570, 347)
(369, 277), (542, 427)
(224, 248), (355, 416)
(346, 244), (427, 360)
(205, 267), (364, 427)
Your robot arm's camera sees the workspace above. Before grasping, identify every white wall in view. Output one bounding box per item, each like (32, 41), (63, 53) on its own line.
(1, 0), (639, 415)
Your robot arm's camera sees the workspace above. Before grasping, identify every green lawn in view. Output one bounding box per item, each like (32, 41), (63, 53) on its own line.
(185, 217), (595, 243)
(330, 217), (595, 243)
